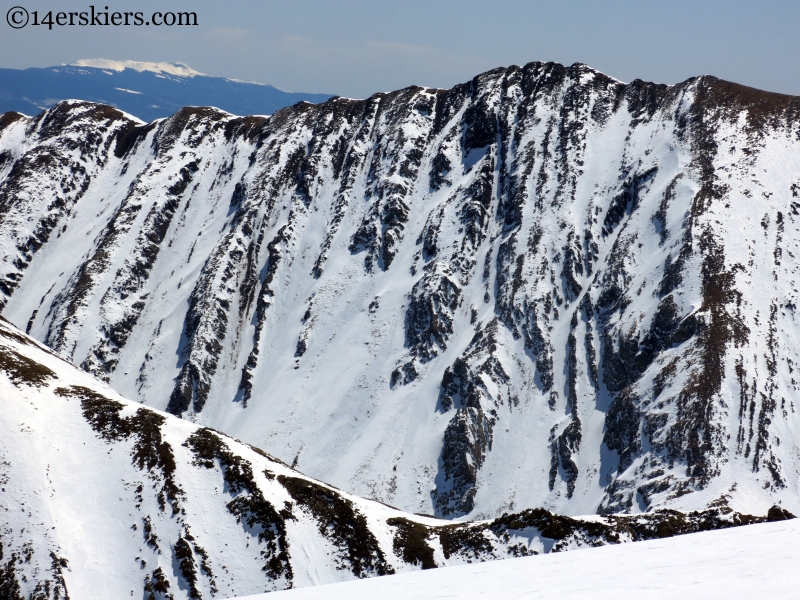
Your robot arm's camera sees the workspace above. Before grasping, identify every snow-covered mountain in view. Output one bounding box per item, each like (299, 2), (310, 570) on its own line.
(1, 60), (800, 521)
(4, 316), (785, 598)
(0, 60), (331, 122)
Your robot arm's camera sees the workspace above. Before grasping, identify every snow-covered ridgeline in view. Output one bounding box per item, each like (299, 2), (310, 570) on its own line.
(0, 316), (791, 599)
(1, 61), (800, 519)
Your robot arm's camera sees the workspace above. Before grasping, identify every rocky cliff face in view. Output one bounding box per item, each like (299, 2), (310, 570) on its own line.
(1, 61), (800, 520)
(1, 316), (791, 599)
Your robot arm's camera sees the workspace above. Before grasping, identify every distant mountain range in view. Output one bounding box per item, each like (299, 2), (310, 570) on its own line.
(0, 59), (332, 121)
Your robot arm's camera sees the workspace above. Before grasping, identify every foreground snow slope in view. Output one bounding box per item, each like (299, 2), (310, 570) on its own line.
(1, 317), (790, 599)
(2, 61), (800, 520)
(236, 518), (800, 600)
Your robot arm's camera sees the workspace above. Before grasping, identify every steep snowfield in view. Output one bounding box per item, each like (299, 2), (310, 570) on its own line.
(1, 317), (790, 598)
(2, 61), (800, 520)
(236, 518), (800, 599)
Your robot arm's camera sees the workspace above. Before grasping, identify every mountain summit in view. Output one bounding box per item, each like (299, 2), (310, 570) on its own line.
(71, 58), (207, 77)
(1, 61), (799, 522)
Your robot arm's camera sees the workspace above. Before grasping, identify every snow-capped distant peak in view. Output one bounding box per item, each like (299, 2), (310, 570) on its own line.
(225, 77), (268, 87)
(70, 58), (205, 77)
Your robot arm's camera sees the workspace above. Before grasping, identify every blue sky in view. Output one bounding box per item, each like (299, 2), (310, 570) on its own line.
(2, 0), (798, 97)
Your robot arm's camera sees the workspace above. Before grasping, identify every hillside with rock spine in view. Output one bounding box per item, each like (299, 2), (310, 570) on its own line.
(5, 317), (790, 599)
